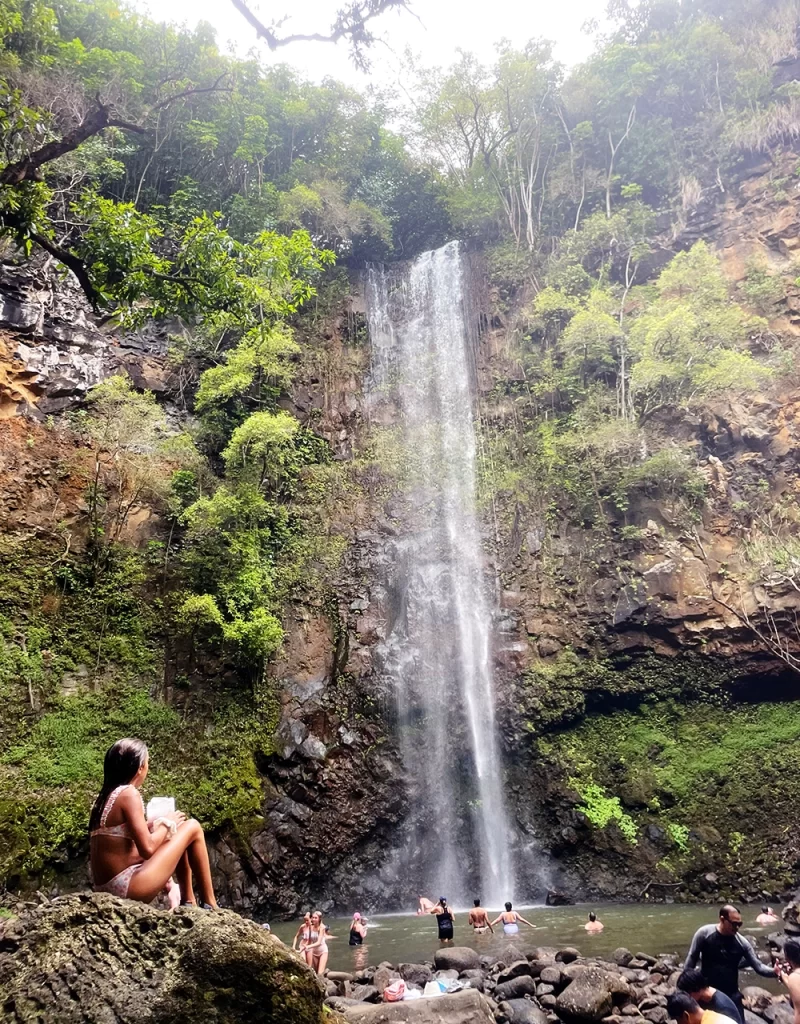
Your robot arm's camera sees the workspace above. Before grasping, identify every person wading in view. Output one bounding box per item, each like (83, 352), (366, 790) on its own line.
(685, 905), (775, 1021)
(677, 968), (743, 1024)
(430, 897), (455, 943)
(468, 898), (493, 935)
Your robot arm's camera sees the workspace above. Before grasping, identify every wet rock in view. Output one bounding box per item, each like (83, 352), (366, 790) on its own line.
(621, 1008), (642, 1017)
(461, 969), (485, 991)
(634, 954), (656, 967)
(540, 995), (558, 1010)
(328, 997), (365, 1011)
(611, 950), (635, 968)
(342, 988), (495, 1022)
(329, 971), (356, 982)
(501, 944), (527, 964)
(532, 947), (560, 961)
(538, 984), (556, 996)
(743, 988), (774, 1013)
(497, 961), (534, 984)
(350, 984), (380, 1003)
(374, 965), (401, 992)
(642, 1009), (668, 1024)
(745, 1012), (767, 1024)
(763, 1003), (795, 1024)
(495, 976), (539, 1001)
(499, 999), (550, 1024)
(400, 963), (434, 987)
(638, 997), (667, 1011)
(556, 967), (615, 1022)
(0, 892), (324, 1023)
(557, 948), (582, 964)
(434, 947), (482, 972)
(540, 966), (564, 987)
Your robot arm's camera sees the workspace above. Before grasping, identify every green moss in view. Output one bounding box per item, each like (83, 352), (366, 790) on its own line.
(519, 649), (731, 730)
(538, 695), (800, 888)
(570, 780), (638, 844)
(0, 535), (282, 884)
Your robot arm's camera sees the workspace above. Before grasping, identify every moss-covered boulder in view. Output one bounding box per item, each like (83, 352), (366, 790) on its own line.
(0, 892), (328, 1023)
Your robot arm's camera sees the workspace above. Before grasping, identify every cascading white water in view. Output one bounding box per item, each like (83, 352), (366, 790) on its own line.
(365, 240), (514, 906)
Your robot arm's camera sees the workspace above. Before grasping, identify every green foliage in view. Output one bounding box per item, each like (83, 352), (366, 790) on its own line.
(571, 780), (639, 844)
(739, 257), (784, 316)
(540, 690), (800, 888)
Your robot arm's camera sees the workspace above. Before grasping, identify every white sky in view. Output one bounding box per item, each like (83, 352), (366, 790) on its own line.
(129, 0), (607, 87)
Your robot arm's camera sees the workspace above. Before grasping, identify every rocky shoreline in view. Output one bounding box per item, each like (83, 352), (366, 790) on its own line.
(325, 941), (789, 1024)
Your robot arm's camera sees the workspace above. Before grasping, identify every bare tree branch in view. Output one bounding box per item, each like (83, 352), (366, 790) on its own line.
(229, 0), (411, 61)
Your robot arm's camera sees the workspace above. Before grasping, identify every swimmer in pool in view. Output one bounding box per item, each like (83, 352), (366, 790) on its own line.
(429, 897), (455, 943)
(468, 898), (494, 935)
(491, 902), (535, 935)
(756, 906), (779, 926)
(585, 911), (604, 933)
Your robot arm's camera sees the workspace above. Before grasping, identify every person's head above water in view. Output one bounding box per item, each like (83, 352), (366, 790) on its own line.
(762, 905), (773, 914)
(89, 737), (149, 830)
(352, 912), (361, 921)
(505, 902), (513, 912)
(473, 899), (481, 907)
(588, 912), (597, 922)
(439, 897), (447, 907)
(718, 904), (742, 934)
(677, 969), (709, 996)
(667, 992), (703, 1024)
(784, 939), (800, 967)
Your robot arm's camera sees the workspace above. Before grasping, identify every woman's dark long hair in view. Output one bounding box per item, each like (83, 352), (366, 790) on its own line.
(89, 738), (148, 832)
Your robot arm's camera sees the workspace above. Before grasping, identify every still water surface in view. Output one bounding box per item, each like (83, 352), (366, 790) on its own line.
(267, 903), (780, 977)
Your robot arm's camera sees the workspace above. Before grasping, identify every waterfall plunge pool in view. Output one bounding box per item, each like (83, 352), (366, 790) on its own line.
(266, 902), (781, 979)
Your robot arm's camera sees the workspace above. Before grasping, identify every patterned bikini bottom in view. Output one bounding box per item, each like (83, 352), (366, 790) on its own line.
(94, 863), (142, 898)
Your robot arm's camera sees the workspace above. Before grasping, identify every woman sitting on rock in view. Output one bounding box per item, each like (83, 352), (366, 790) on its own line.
(89, 737), (218, 908)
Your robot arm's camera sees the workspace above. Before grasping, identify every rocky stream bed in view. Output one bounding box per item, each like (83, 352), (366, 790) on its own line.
(2, 893), (799, 1024)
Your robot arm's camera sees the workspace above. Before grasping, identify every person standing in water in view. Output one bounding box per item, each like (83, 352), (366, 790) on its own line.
(756, 906), (779, 926)
(430, 897), (455, 942)
(469, 898), (494, 935)
(303, 911), (333, 975)
(349, 912), (367, 945)
(685, 904), (775, 1021)
(491, 902), (535, 935)
(585, 911), (604, 933)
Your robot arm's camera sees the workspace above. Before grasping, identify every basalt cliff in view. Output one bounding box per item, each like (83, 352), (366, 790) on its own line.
(2, 133), (800, 916)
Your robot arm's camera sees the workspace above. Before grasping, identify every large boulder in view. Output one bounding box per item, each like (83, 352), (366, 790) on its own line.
(433, 947), (482, 972)
(556, 967), (615, 1022)
(399, 963), (434, 988)
(0, 892), (324, 1023)
(343, 988), (495, 1022)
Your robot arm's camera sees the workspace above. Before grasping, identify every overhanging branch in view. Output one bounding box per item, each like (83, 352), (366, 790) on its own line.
(228, 0), (411, 53)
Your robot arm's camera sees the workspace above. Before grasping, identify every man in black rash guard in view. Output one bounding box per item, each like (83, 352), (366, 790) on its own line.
(677, 968), (743, 1024)
(685, 905), (776, 1021)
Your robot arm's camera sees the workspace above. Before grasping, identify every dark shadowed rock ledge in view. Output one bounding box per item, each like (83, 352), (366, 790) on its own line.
(0, 892), (330, 1023)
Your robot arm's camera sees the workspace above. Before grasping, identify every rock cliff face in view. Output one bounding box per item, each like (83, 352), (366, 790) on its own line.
(4, 144), (800, 913)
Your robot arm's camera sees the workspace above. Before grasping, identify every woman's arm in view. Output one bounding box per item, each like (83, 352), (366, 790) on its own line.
(117, 789), (184, 859)
(489, 915), (502, 926)
(517, 914), (535, 927)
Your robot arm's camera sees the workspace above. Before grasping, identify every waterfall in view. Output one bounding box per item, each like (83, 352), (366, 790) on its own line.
(365, 240), (514, 907)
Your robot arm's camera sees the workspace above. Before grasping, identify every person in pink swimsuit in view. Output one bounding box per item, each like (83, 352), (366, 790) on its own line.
(303, 911), (333, 974)
(89, 737), (218, 908)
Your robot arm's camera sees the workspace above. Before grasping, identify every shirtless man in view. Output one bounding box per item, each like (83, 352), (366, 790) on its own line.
(756, 906), (779, 927)
(469, 898), (494, 935)
(585, 911), (604, 933)
(776, 938), (800, 1024)
(417, 896), (434, 915)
